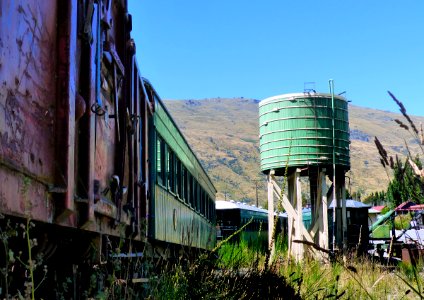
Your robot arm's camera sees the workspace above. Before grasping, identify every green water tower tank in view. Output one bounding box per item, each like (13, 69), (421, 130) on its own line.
(259, 93), (350, 174)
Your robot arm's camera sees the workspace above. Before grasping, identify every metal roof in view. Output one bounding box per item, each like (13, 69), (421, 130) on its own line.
(329, 199), (371, 209)
(216, 200), (267, 214)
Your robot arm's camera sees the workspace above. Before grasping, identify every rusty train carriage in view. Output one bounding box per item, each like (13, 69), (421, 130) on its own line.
(0, 0), (215, 269)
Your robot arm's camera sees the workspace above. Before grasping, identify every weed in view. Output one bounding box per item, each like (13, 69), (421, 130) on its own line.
(0, 220), (18, 299)
(0, 218), (47, 300)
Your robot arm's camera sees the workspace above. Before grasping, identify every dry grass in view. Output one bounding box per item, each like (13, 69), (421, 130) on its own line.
(143, 240), (424, 299)
(265, 249), (424, 299)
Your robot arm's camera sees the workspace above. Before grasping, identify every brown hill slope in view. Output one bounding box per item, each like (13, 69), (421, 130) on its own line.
(164, 98), (424, 206)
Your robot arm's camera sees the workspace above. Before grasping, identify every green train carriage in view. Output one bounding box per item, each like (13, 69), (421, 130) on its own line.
(143, 79), (217, 252)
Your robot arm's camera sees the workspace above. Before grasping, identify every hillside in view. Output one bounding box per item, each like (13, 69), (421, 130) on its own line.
(164, 98), (424, 206)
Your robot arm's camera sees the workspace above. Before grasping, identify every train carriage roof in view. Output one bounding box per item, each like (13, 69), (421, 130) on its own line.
(216, 200), (287, 219)
(143, 77), (216, 197)
(216, 200), (268, 214)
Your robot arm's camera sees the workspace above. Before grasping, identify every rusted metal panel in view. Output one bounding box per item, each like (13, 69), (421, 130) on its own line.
(0, 0), (58, 220)
(76, 0), (133, 232)
(0, 168), (54, 221)
(54, 0), (78, 225)
(91, 0), (127, 224)
(0, 0), (58, 181)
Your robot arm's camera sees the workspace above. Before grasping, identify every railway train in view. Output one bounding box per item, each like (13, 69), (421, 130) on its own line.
(0, 0), (215, 296)
(216, 200), (286, 251)
(216, 201), (325, 251)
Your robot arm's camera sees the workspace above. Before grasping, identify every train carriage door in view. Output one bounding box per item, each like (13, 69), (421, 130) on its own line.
(126, 54), (139, 234)
(74, 0), (132, 228)
(136, 75), (154, 238)
(141, 79), (156, 238)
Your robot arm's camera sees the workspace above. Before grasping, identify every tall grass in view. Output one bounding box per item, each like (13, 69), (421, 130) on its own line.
(279, 255), (423, 299)
(145, 233), (423, 299)
(1, 217), (423, 299)
(145, 229), (298, 299)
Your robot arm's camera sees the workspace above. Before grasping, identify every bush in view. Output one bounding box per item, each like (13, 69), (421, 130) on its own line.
(394, 213), (412, 230)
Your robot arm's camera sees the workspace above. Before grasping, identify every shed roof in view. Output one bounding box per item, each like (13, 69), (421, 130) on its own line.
(395, 201), (416, 211)
(329, 199), (371, 209)
(400, 204), (424, 211)
(372, 205), (386, 212)
(368, 208), (381, 214)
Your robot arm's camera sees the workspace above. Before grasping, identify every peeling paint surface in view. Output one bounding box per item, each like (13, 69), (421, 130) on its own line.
(0, 0), (57, 220)
(0, 0), (57, 182)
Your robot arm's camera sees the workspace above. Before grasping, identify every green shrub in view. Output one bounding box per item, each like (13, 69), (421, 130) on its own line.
(394, 213), (412, 230)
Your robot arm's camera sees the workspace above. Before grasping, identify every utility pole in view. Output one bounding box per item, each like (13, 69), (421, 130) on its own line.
(329, 79), (337, 251)
(254, 180), (259, 207)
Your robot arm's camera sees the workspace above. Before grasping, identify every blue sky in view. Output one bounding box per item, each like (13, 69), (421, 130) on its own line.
(128, 1), (424, 116)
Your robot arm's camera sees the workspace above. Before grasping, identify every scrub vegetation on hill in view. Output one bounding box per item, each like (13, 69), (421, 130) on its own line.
(165, 98), (424, 206)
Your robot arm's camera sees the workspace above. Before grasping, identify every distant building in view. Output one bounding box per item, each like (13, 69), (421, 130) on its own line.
(368, 207), (382, 226)
(328, 199), (370, 254)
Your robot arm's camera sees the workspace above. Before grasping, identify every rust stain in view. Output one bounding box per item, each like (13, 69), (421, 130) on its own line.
(3, 91), (24, 157)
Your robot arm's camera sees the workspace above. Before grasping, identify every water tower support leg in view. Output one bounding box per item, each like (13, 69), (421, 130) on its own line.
(267, 172), (275, 254)
(295, 169), (303, 260)
(341, 176), (348, 251)
(269, 174), (317, 259)
(288, 173), (295, 258)
(318, 169), (329, 254)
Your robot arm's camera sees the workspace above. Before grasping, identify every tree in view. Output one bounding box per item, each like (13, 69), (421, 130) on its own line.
(375, 92), (424, 208)
(386, 156), (423, 207)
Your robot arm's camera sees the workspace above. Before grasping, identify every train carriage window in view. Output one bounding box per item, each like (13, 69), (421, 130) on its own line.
(202, 190), (206, 216)
(188, 173), (194, 208)
(209, 198), (213, 222)
(156, 136), (166, 185)
(175, 158), (179, 196)
(176, 158), (182, 198)
(205, 197), (208, 220)
(199, 189), (204, 215)
(203, 191), (208, 218)
(168, 149), (176, 193)
(172, 153), (176, 193)
(205, 195), (209, 219)
(195, 180), (199, 211)
(183, 167), (188, 203)
(192, 180), (197, 210)
(209, 199), (213, 221)
(166, 148), (169, 187)
(209, 198), (212, 221)
(193, 179), (199, 211)
(166, 148), (171, 191)
(196, 180), (201, 212)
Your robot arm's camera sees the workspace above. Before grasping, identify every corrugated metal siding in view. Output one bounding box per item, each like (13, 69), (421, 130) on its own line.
(153, 185), (216, 249)
(259, 93), (350, 172)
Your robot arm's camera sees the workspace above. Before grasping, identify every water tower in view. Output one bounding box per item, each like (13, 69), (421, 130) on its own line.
(259, 90), (350, 260)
